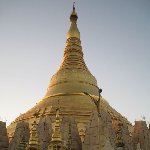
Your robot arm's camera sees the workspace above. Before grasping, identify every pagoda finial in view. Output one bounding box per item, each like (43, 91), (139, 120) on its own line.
(67, 3), (80, 39)
(70, 2), (78, 22)
(73, 2), (75, 11)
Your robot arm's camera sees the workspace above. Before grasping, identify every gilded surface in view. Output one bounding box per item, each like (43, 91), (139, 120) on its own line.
(7, 6), (131, 149)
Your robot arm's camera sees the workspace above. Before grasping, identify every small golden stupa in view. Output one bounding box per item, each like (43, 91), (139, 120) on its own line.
(48, 109), (67, 150)
(26, 120), (40, 150)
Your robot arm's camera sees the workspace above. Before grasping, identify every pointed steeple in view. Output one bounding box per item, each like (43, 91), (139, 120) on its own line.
(67, 3), (80, 39)
(26, 120), (40, 150)
(48, 109), (67, 150)
(45, 4), (98, 97)
(51, 108), (62, 142)
(59, 3), (85, 71)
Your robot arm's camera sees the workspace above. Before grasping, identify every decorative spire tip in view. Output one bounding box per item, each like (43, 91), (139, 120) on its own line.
(73, 2), (75, 10)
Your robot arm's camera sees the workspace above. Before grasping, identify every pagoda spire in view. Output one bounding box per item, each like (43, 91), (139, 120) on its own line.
(26, 120), (40, 150)
(51, 108), (62, 142)
(44, 4), (98, 97)
(67, 2), (80, 39)
(48, 109), (67, 150)
(58, 4), (88, 71)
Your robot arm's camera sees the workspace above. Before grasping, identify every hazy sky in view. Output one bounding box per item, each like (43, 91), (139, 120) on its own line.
(0, 0), (150, 125)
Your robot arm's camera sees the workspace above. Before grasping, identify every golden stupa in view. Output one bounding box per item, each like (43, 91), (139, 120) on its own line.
(7, 5), (128, 141)
(4, 5), (150, 150)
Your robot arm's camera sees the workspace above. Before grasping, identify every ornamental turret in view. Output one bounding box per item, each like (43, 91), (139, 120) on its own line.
(26, 120), (40, 150)
(48, 109), (67, 150)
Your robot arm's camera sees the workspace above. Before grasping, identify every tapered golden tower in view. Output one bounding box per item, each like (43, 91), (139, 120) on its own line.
(7, 5), (133, 150)
(7, 5), (100, 139)
(45, 5), (98, 97)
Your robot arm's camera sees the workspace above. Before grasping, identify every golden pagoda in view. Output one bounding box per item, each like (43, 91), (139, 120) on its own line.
(7, 4), (100, 135)
(7, 4), (134, 150)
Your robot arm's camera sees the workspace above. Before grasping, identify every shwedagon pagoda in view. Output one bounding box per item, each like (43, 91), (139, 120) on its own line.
(0, 5), (150, 150)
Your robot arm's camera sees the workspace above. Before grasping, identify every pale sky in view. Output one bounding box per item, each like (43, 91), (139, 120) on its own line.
(0, 0), (150, 125)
